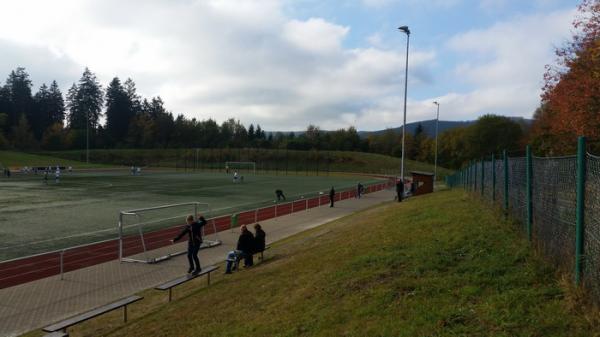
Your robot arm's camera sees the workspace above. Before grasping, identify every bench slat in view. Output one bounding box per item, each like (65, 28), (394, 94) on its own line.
(43, 332), (68, 337)
(43, 295), (143, 332)
(155, 265), (219, 290)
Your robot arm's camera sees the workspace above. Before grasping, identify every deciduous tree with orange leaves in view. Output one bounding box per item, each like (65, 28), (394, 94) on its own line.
(532, 0), (600, 154)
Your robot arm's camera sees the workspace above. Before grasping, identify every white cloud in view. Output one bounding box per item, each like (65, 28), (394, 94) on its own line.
(0, 1), (577, 131)
(283, 18), (349, 53)
(0, 0), (439, 130)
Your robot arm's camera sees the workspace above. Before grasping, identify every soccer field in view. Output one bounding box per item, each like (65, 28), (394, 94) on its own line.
(0, 170), (382, 261)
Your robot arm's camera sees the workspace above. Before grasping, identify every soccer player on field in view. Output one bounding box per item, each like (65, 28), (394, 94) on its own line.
(233, 170), (238, 183)
(275, 189), (286, 201)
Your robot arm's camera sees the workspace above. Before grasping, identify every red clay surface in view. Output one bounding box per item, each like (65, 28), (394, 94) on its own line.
(0, 182), (391, 289)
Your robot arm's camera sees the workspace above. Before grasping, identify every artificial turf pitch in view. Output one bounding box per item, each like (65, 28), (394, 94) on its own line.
(0, 170), (381, 261)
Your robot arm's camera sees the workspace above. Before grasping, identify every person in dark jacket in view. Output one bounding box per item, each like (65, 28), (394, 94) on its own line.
(237, 224), (255, 267)
(275, 189), (286, 201)
(172, 214), (206, 274)
(396, 179), (403, 202)
(356, 182), (364, 199)
(329, 186), (335, 207)
(254, 223), (266, 254)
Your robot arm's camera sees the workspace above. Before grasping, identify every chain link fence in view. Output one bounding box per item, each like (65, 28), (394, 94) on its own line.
(445, 138), (600, 303)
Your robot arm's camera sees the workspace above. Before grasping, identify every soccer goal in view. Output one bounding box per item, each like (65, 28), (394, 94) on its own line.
(118, 202), (221, 264)
(225, 161), (256, 174)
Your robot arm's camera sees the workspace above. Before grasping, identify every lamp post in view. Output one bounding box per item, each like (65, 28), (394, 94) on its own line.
(433, 101), (440, 182)
(398, 25), (410, 188)
(86, 110), (89, 164)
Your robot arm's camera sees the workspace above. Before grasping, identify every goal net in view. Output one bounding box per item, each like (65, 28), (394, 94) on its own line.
(225, 161), (256, 174)
(118, 202), (221, 264)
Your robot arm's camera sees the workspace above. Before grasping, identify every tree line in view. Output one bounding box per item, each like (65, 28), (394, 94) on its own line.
(0, 66), (529, 170)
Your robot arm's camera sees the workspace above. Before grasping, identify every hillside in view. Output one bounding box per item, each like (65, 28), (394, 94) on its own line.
(27, 189), (598, 337)
(42, 149), (453, 179)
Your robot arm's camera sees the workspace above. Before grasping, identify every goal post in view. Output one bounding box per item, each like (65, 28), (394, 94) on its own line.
(225, 161), (256, 174)
(118, 202), (221, 264)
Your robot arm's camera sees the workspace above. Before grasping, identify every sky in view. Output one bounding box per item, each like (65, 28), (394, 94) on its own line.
(0, 0), (580, 131)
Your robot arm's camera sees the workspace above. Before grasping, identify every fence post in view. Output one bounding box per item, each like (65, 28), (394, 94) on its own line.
(575, 136), (586, 285)
(492, 154), (496, 202)
(481, 158), (485, 197)
(526, 145), (533, 241)
(503, 150), (509, 217)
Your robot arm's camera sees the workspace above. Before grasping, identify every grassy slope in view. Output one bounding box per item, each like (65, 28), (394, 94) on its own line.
(0, 151), (106, 168)
(43, 149), (453, 179)
(25, 189), (599, 337)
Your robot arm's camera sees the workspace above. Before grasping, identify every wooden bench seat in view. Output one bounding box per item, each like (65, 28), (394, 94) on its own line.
(43, 295), (143, 333)
(155, 265), (219, 302)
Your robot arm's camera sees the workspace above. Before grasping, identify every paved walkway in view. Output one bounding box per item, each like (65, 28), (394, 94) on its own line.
(0, 189), (394, 337)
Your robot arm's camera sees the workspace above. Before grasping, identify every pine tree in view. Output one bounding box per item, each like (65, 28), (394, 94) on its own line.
(31, 81), (63, 141)
(67, 68), (104, 130)
(105, 77), (131, 144)
(47, 81), (65, 126)
(5, 67), (33, 132)
(31, 83), (51, 140)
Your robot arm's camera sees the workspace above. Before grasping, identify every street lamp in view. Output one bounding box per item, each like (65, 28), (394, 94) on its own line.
(86, 110), (89, 164)
(433, 101), (440, 182)
(398, 25), (410, 190)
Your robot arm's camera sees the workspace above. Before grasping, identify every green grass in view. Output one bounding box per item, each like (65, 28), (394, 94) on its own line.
(0, 170), (380, 261)
(0, 151), (107, 168)
(42, 148), (453, 179)
(28, 189), (598, 337)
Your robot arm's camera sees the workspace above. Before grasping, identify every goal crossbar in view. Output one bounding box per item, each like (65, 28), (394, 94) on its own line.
(118, 201), (221, 264)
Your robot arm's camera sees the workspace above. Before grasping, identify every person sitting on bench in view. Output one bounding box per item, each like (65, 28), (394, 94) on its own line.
(224, 225), (254, 274)
(238, 224), (254, 267)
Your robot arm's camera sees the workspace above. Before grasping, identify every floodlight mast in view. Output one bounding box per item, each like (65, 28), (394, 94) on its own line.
(398, 25), (410, 191)
(433, 101), (440, 182)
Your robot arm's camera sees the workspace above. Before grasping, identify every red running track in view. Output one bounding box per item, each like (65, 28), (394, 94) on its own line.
(0, 182), (391, 289)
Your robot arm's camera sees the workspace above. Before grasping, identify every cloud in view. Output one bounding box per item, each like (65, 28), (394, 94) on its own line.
(361, 0), (462, 9)
(0, 0), (577, 131)
(0, 0), (440, 130)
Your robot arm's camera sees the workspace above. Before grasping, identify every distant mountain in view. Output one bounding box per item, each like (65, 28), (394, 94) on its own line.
(357, 120), (474, 138)
(268, 117), (532, 138)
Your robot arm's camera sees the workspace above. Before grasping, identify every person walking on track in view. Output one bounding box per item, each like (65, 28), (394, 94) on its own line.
(329, 186), (335, 207)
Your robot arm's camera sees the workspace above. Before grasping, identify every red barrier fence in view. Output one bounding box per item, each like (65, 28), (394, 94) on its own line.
(0, 180), (393, 289)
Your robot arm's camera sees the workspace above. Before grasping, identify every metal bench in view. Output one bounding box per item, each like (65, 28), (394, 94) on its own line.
(155, 265), (219, 302)
(43, 332), (69, 337)
(43, 295), (143, 334)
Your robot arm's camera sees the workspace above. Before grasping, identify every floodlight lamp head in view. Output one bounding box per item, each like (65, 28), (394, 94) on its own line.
(398, 26), (410, 35)
(433, 101), (439, 106)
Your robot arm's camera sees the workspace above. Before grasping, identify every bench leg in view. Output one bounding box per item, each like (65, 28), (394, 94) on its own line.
(124, 304), (128, 323)
(169, 288), (172, 302)
(260, 251), (264, 261)
(207, 272), (211, 286)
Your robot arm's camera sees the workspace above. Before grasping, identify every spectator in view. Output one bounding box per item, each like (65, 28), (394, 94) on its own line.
(254, 223), (266, 254)
(172, 214), (206, 275)
(236, 224), (255, 267)
(224, 250), (241, 274)
(329, 186), (335, 207)
(396, 179), (403, 202)
(357, 182), (364, 199)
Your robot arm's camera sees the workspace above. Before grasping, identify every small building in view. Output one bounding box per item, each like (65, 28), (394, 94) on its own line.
(410, 171), (434, 196)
